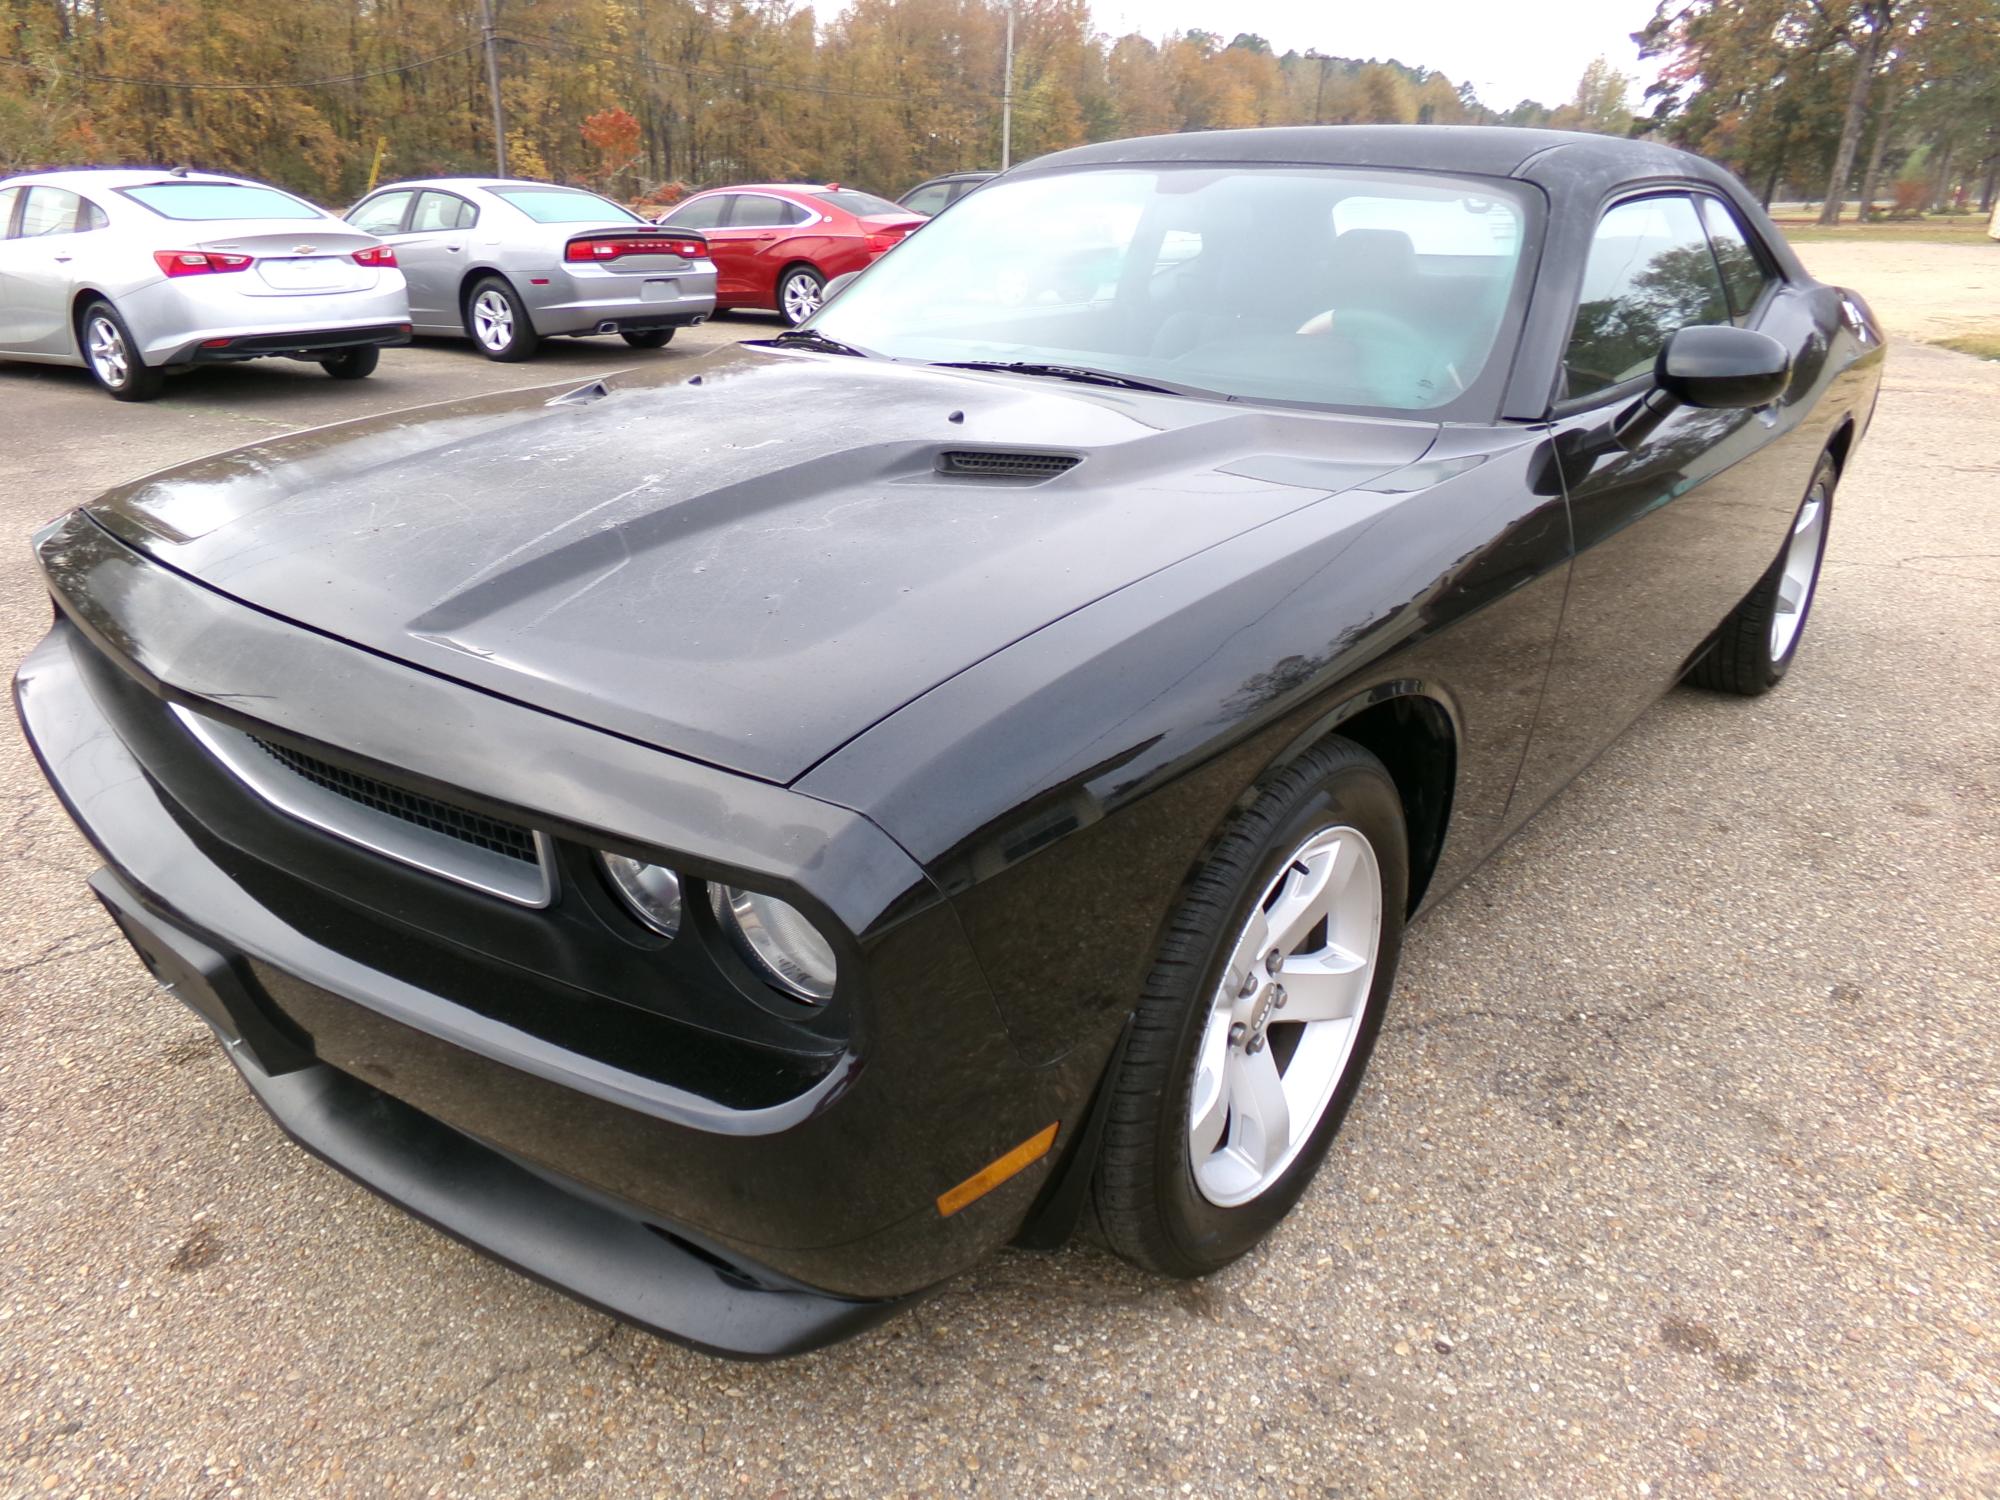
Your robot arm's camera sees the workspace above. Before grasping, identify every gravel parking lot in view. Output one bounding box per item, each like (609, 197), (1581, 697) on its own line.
(2, 257), (1996, 1497)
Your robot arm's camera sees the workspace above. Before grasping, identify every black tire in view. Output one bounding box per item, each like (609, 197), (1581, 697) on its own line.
(319, 344), (380, 380)
(78, 299), (165, 402)
(1688, 452), (1836, 696)
(1091, 738), (1409, 1279)
(620, 328), (675, 349)
(776, 265), (825, 327)
(464, 275), (541, 362)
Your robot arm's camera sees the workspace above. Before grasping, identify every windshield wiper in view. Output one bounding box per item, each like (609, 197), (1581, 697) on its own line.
(766, 328), (868, 358)
(929, 360), (1188, 396)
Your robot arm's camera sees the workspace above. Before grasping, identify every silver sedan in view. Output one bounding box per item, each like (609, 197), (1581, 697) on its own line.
(0, 168), (412, 401)
(345, 178), (717, 362)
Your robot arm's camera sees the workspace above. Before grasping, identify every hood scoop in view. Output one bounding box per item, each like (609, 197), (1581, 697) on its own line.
(936, 449), (1081, 481)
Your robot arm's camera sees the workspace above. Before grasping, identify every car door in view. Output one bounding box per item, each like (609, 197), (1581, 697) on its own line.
(395, 190), (477, 327)
(1509, 190), (1821, 813)
(0, 186), (93, 353)
(0, 186), (23, 352)
(660, 194), (737, 299)
(707, 194), (813, 308)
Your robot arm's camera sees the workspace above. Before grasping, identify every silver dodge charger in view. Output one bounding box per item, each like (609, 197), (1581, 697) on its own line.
(0, 167), (412, 401)
(345, 178), (717, 361)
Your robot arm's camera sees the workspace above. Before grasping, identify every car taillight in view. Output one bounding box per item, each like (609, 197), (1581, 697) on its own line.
(564, 236), (704, 263)
(153, 250), (253, 277)
(352, 245), (397, 267)
(865, 231), (906, 255)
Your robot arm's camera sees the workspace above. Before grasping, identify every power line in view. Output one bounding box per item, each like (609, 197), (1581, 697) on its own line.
(498, 29), (1000, 106)
(0, 41), (482, 92)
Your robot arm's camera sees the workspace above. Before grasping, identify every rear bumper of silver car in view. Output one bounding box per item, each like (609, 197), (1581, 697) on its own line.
(528, 264), (718, 337)
(120, 272), (414, 366)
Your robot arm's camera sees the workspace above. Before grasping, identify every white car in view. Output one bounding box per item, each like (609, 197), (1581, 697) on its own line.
(0, 168), (412, 401)
(345, 178), (716, 361)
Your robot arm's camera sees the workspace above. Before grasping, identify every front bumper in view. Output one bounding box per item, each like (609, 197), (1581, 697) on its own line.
(16, 512), (1105, 1354)
(88, 866), (914, 1359)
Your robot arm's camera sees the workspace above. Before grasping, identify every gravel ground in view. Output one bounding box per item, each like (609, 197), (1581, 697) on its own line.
(1, 256), (1996, 1498)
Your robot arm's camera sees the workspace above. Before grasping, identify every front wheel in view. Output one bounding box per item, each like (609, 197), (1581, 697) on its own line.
(620, 328), (674, 349)
(465, 276), (541, 362)
(319, 345), (380, 380)
(1689, 452), (1835, 696)
(79, 300), (165, 402)
(777, 266), (824, 326)
(1092, 739), (1408, 1278)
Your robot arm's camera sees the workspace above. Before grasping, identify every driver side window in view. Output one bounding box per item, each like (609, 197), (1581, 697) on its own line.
(1564, 194), (1729, 401)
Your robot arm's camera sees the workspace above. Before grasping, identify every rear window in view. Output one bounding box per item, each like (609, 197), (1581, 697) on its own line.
(489, 186), (641, 225)
(812, 189), (904, 218)
(122, 183), (322, 221)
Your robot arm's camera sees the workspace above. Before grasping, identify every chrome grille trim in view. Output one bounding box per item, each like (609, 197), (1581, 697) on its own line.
(172, 706), (554, 908)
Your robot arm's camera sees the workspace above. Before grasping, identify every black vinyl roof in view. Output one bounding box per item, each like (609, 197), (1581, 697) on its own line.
(1021, 125), (1735, 195)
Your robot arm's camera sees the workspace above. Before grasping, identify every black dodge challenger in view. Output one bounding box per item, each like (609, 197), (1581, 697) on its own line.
(16, 127), (1882, 1357)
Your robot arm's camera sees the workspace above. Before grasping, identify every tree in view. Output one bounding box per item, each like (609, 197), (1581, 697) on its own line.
(1552, 56), (1636, 134)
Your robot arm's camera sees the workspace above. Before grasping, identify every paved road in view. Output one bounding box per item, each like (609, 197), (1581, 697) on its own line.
(1, 307), (1995, 1496)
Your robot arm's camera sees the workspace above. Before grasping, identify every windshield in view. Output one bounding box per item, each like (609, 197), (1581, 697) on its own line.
(812, 165), (1533, 413)
(489, 186), (642, 225)
(122, 182), (323, 221)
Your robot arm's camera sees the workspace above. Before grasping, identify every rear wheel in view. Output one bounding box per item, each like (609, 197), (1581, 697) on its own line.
(465, 276), (540, 362)
(79, 300), (164, 402)
(1092, 739), (1408, 1278)
(319, 345), (379, 380)
(777, 266), (824, 326)
(620, 328), (675, 349)
(1689, 452), (1835, 695)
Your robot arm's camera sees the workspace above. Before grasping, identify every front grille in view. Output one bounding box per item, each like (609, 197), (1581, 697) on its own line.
(250, 737), (539, 865)
(936, 449), (1080, 480)
(173, 706), (553, 907)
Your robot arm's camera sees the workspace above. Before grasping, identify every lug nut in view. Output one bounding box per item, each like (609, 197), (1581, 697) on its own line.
(1272, 985), (1287, 1010)
(1265, 948), (1283, 975)
(1245, 1031), (1266, 1054)
(1228, 1021), (1248, 1049)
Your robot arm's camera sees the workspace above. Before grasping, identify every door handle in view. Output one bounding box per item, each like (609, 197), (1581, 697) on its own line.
(444, 244), (462, 252)
(52, 254), (72, 264)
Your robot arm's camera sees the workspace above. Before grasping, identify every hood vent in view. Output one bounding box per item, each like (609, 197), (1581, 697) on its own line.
(936, 449), (1080, 481)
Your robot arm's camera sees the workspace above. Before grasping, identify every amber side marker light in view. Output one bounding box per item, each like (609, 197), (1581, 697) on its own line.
(935, 1123), (1060, 1218)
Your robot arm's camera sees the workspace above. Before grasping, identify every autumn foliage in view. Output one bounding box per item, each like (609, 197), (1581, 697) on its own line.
(0, 0), (1522, 204)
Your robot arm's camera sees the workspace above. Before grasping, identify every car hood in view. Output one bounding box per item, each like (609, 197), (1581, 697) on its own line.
(87, 348), (1438, 783)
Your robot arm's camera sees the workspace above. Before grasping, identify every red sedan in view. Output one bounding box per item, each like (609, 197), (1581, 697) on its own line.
(656, 184), (924, 325)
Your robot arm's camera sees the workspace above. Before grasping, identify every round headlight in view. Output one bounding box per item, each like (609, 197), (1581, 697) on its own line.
(601, 854), (682, 937)
(711, 885), (837, 1003)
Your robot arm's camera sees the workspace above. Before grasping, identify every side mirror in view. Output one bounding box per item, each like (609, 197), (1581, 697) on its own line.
(1656, 324), (1792, 410)
(1604, 323), (1792, 454)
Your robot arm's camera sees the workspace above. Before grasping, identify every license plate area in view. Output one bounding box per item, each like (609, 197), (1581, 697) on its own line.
(640, 278), (681, 302)
(256, 257), (362, 292)
(90, 869), (313, 1075)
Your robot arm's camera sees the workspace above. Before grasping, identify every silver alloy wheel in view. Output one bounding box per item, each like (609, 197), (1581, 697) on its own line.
(86, 315), (130, 388)
(471, 289), (516, 352)
(1769, 486), (1827, 660)
(781, 271), (821, 324)
(1189, 824), (1382, 1208)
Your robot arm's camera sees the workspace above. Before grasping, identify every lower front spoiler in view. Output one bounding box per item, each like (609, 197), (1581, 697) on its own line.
(89, 865), (916, 1361)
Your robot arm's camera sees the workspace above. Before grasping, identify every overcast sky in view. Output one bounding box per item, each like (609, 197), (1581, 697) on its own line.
(1087, 0), (1666, 112)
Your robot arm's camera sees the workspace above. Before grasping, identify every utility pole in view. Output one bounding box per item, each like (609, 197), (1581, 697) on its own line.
(1307, 49), (1330, 125)
(479, 0), (507, 178)
(1000, 2), (1015, 170)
